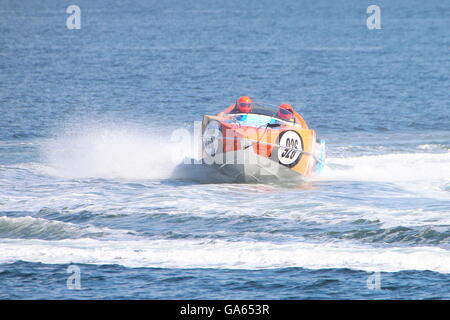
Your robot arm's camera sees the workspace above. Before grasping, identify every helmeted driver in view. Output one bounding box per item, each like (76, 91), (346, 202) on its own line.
(233, 96), (252, 113)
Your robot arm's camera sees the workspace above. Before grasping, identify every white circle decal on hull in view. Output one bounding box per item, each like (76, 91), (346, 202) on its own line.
(203, 120), (221, 156)
(277, 130), (303, 167)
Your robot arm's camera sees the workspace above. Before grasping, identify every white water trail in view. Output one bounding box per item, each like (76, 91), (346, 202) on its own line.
(40, 125), (197, 180)
(322, 152), (450, 199)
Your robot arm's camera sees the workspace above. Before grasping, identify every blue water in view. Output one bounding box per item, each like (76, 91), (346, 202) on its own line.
(1, 0), (449, 299)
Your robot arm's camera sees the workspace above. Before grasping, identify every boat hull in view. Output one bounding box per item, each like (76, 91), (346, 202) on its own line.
(204, 148), (305, 183)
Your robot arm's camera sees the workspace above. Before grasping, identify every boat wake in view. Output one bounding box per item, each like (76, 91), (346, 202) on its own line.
(37, 125), (450, 193)
(323, 152), (450, 199)
(39, 125), (192, 180)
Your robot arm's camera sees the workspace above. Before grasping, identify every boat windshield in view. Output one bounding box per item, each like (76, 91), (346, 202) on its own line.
(227, 102), (295, 123)
(247, 102), (279, 117)
(221, 101), (307, 128)
(223, 102), (283, 117)
(229, 113), (279, 127)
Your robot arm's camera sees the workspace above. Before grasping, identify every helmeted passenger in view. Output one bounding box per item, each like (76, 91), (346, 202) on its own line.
(277, 104), (294, 121)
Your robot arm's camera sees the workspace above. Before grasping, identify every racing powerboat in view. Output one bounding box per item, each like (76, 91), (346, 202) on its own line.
(201, 102), (325, 183)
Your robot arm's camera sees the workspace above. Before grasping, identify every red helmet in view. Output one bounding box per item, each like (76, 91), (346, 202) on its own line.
(236, 96), (252, 113)
(277, 104), (294, 121)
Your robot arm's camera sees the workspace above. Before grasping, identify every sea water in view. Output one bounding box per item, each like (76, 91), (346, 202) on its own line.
(0, 0), (449, 299)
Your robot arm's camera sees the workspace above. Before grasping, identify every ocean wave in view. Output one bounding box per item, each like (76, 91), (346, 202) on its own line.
(0, 216), (113, 240)
(0, 238), (449, 274)
(322, 225), (450, 246)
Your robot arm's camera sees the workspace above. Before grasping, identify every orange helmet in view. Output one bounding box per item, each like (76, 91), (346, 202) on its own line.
(277, 104), (294, 121)
(236, 96), (252, 113)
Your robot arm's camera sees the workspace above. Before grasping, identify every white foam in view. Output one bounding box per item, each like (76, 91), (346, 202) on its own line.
(0, 238), (449, 273)
(324, 152), (450, 182)
(40, 125), (195, 180)
(322, 152), (450, 199)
